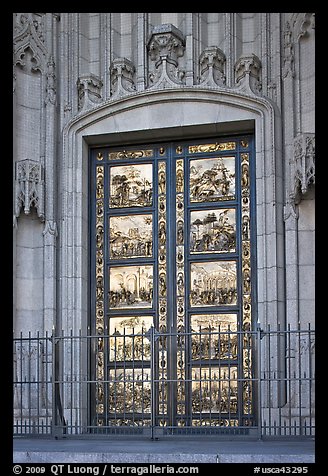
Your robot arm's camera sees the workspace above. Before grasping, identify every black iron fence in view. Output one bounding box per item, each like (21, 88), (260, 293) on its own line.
(13, 325), (315, 439)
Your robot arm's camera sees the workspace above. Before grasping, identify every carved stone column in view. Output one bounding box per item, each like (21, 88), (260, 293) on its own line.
(235, 53), (262, 95)
(147, 23), (186, 88)
(198, 46), (226, 87)
(110, 57), (136, 97)
(77, 73), (103, 111)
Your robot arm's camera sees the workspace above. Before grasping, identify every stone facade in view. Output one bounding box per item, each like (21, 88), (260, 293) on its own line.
(13, 13), (315, 433)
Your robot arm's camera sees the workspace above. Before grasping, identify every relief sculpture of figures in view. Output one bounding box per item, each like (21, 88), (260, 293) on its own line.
(109, 265), (153, 309)
(190, 261), (237, 307)
(109, 164), (153, 208)
(190, 208), (236, 253)
(109, 214), (153, 259)
(190, 157), (235, 203)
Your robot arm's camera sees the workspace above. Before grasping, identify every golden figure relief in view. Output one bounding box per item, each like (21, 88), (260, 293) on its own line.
(190, 261), (237, 307)
(108, 368), (151, 414)
(109, 149), (153, 160)
(109, 265), (153, 309)
(190, 314), (238, 360)
(109, 214), (153, 259)
(189, 142), (236, 153)
(190, 208), (236, 253)
(109, 164), (153, 208)
(191, 367), (238, 414)
(95, 164), (105, 414)
(109, 316), (153, 361)
(189, 157), (235, 202)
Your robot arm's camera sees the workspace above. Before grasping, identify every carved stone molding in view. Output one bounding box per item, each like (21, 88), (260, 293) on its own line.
(77, 74), (103, 111)
(296, 13), (315, 40)
(283, 21), (295, 79)
(198, 47), (226, 87)
(147, 23), (186, 88)
(45, 55), (56, 105)
(234, 53), (262, 95)
(110, 57), (136, 97)
(290, 133), (315, 205)
(14, 159), (45, 224)
(13, 13), (47, 73)
(43, 220), (58, 238)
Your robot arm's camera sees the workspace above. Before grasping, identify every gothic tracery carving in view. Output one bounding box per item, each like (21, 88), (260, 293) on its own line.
(290, 133), (315, 205)
(13, 13), (47, 73)
(14, 159), (45, 223)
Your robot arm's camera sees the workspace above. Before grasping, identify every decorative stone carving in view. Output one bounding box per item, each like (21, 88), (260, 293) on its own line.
(234, 53), (262, 95)
(147, 24), (185, 88)
(13, 13), (47, 73)
(110, 57), (136, 97)
(77, 74), (103, 111)
(43, 220), (58, 238)
(198, 47), (226, 87)
(14, 159), (45, 223)
(45, 55), (56, 105)
(290, 133), (315, 204)
(297, 13), (315, 40)
(283, 21), (295, 79)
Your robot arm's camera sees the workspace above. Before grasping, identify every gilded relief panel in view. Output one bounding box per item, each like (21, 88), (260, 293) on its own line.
(109, 265), (153, 309)
(109, 316), (153, 361)
(190, 208), (236, 253)
(190, 314), (238, 360)
(109, 214), (153, 259)
(189, 157), (235, 203)
(191, 366), (238, 414)
(190, 261), (237, 307)
(108, 368), (151, 414)
(109, 164), (153, 208)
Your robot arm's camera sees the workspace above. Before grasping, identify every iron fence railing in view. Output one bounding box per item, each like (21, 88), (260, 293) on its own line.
(13, 325), (315, 439)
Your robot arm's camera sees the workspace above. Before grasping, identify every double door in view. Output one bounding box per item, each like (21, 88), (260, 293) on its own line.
(90, 136), (256, 430)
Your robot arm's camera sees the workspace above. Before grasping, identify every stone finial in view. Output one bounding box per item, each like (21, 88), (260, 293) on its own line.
(147, 23), (185, 88)
(199, 47), (226, 87)
(235, 53), (262, 95)
(77, 74), (103, 111)
(110, 57), (136, 97)
(14, 159), (45, 224)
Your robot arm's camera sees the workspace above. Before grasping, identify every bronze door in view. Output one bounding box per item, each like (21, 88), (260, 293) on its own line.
(90, 136), (256, 431)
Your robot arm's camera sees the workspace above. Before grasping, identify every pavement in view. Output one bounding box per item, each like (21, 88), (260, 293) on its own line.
(13, 436), (315, 464)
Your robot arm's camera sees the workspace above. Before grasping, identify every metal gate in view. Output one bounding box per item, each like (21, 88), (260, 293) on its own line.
(90, 135), (257, 433)
(13, 325), (315, 437)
